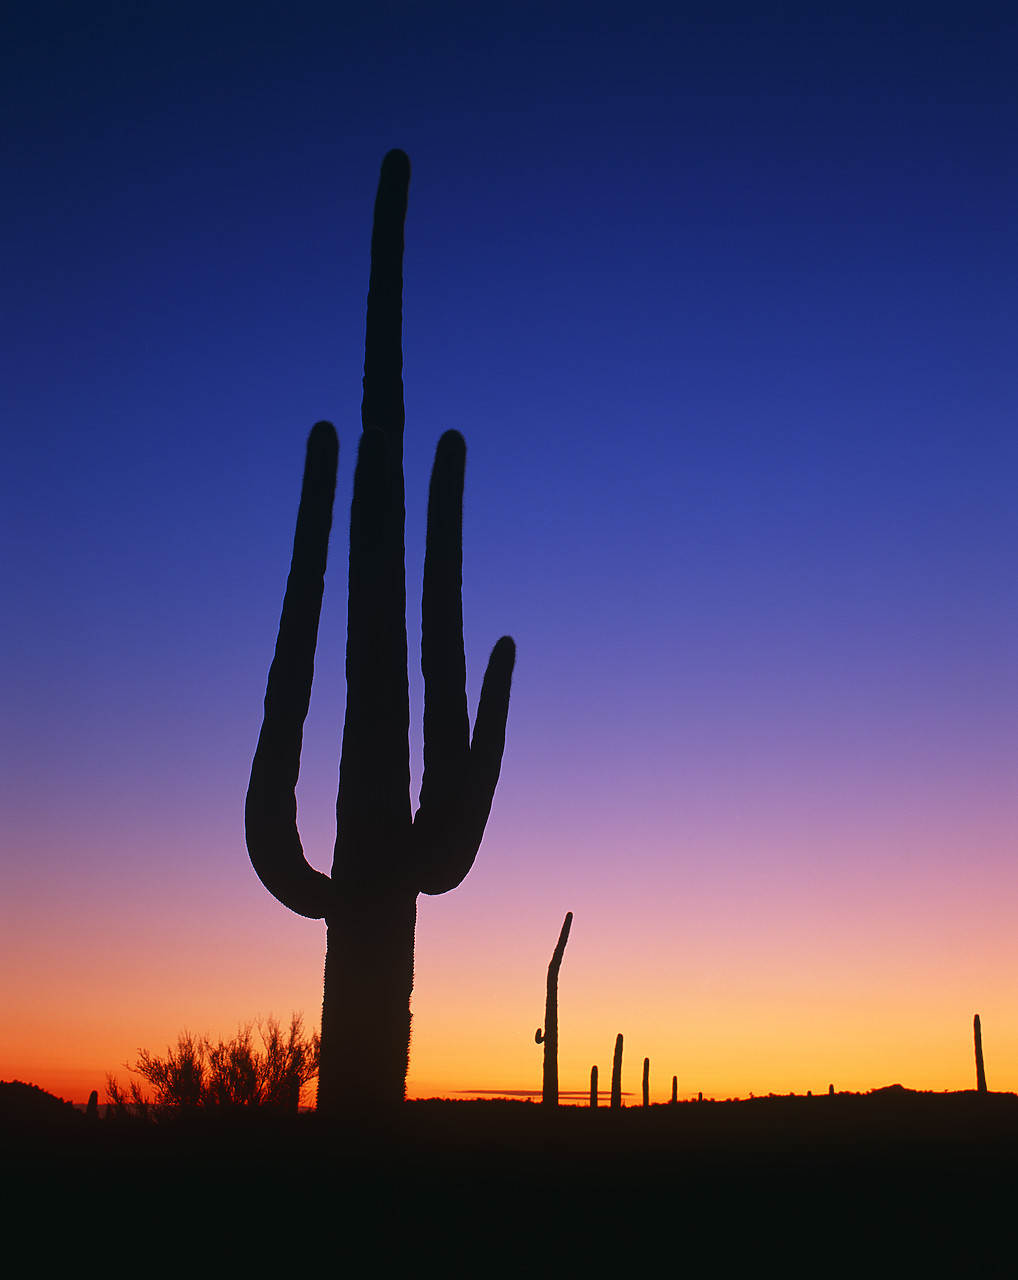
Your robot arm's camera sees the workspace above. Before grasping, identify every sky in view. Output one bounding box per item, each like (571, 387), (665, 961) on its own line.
(3, 1), (1015, 1105)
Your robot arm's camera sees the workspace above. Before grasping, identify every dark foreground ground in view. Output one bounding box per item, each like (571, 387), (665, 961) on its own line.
(3, 1085), (1016, 1273)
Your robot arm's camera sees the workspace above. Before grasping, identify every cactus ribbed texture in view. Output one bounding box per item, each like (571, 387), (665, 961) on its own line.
(610, 1034), (623, 1109)
(974, 1014), (987, 1094)
(590, 1065), (598, 1109)
(245, 151), (515, 1110)
(534, 911), (572, 1106)
(642, 1056), (650, 1106)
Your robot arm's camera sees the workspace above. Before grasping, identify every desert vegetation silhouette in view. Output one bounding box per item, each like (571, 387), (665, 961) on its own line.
(535, 910), (572, 1106)
(611, 1033), (624, 1108)
(245, 150), (515, 1110)
(105, 1015), (319, 1116)
(974, 1013), (987, 1094)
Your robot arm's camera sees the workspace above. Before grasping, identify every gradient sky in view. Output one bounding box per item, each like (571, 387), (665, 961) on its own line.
(3, 2), (1015, 1105)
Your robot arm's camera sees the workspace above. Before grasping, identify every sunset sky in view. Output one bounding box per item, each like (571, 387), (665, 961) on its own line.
(3, 2), (1015, 1105)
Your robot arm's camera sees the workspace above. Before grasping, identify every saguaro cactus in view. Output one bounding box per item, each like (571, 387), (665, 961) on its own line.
(642, 1057), (650, 1107)
(590, 1065), (599, 1108)
(974, 1014), (987, 1093)
(671, 1075), (677, 1104)
(534, 910), (573, 1106)
(246, 151), (515, 1110)
(610, 1034), (623, 1109)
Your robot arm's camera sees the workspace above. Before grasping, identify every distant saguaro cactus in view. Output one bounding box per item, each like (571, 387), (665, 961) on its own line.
(642, 1057), (650, 1106)
(671, 1075), (677, 1104)
(246, 151), (515, 1110)
(974, 1014), (987, 1094)
(534, 911), (573, 1106)
(590, 1065), (599, 1108)
(611, 1034), (623, 1109)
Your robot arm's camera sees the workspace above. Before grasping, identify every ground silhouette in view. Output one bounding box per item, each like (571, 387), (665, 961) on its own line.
(4, 1087), (1018, 1268)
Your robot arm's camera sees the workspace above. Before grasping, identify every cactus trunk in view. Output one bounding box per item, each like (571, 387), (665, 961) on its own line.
(535, 911), (573, 1107)
(974, 1013), (987, 1094)
(246, 151), (514, 1111)
(671, 1075), (677, 1104)
(610, 1034), (623, 1109)
(318, 887), (418, 1104)
(590, 1065), (598, 1108)
(642, 1057), (650, 1106)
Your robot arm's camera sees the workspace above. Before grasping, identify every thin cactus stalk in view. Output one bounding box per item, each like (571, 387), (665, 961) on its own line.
(974, 1014), (987, 1094)
(590, 1065), (598, 1108)
(642, 1056), (650, 1106)
(245, 151), (515, 1111)
(534, 910), (573, 1106)
(610, 1033), (623, 1109)
(671, 1075), (677, 1104)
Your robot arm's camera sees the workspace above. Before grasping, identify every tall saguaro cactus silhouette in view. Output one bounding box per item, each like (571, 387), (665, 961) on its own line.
(610, 1033), (623, 1109)
(245, 151), (515, 1110)
(974, 1014), (987, 1094)
(535, 910), (572, 1106)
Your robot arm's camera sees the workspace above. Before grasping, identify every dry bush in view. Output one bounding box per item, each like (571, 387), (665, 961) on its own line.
(106, 1015), (319, 1116)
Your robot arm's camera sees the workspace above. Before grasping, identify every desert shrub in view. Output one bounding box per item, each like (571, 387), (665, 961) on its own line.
(106, 1015), (319, 1116)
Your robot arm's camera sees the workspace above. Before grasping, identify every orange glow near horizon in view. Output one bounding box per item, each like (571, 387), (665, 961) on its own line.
(9, 853), (1017, 1107)
(11, 1002), (1013, 1109)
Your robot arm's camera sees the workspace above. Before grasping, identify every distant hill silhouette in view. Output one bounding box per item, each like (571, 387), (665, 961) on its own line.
(0, 1079), (83, 1131)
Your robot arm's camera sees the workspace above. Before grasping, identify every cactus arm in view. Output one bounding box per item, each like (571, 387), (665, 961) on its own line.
(245, 422), (337, 919)
(417, 431), (470, 806)
(413, 633), (514, 893)
(465, 635), (516, 819)
(414, 430), (515, 892)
